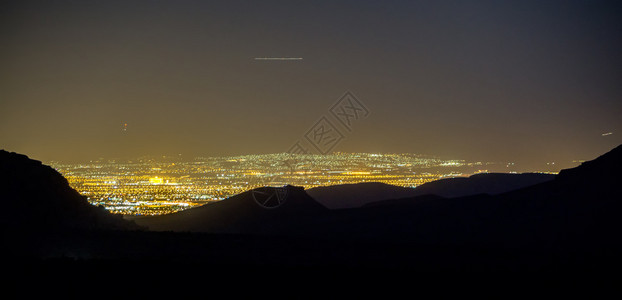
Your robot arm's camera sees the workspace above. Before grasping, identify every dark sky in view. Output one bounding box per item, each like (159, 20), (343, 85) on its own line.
(1, 0), (621, 169)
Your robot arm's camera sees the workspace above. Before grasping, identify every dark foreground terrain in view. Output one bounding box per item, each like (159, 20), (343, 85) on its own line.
(2, 147), (622, 295)
(7, 229), (620, 296)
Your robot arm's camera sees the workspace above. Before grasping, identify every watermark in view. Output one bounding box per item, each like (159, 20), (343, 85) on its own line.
(294, 91), (369, 155)
(248, 91), (370, 207)
(251, 186), (289, 209)
(329, 91), (370, 131)
(304, 116), (344, 154)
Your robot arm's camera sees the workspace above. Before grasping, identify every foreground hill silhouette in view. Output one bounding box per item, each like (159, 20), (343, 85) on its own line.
(319, 145), (622, 246)
(131, 185), (327, 233)
(0, 150), (139, 233)
(306, 173), (554, 209)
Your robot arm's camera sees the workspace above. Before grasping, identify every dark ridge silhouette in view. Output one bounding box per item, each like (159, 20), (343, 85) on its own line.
(130, 185), (328, 233)
(305, 182), (421, 209)
(298, 144), (622, 246)
(306, 173), (554, 209)
(407, 172), (555, 197)
(556, 144), (621, 186)
(0, 149), (140, 233)
(3, 145), (622, 292)
(361, 194), (445, 208)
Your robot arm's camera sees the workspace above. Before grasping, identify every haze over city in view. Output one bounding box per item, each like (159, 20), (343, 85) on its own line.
(1, 0), (620, 170)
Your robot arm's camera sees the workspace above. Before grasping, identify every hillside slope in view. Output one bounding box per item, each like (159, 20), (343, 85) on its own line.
(306, 173), (554, 209)
(0, 150), (140, 233)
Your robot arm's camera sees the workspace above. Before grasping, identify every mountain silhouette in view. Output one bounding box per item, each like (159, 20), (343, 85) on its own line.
(0, 150), (140, 233)
(131, 185), (328, 233)
(300, 144), (622, 246)
(556, 143), (621, 187)
(306, 182), (421, 209)
(306, 173), (554, 209)
(407, 172), (554, 197)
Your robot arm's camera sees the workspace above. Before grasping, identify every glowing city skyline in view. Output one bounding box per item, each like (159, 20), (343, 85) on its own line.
(51, 151), (561, 215)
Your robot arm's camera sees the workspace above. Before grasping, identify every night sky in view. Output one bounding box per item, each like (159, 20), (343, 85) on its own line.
(1, 0), (620, 169)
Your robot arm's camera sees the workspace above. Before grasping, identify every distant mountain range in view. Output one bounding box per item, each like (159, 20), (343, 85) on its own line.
(306, 172), (554, 209)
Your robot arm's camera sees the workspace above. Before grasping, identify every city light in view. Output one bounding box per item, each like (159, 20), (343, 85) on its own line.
(51, 152), (532, 216)
(149, 176), (164, 185)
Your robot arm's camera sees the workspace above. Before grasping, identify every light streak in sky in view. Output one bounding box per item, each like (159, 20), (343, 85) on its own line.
(254, 57), (303, 61)
(602, 132), (613, 136)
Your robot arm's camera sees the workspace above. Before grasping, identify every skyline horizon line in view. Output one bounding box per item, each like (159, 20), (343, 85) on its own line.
(2, 146), (602, 167)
